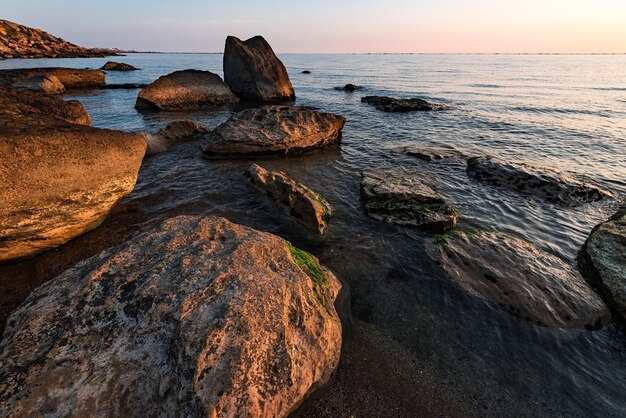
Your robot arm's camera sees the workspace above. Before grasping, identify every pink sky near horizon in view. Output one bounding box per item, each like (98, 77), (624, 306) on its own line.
(3, 0), (626, 53)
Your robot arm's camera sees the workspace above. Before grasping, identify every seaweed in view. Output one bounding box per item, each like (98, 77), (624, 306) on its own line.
(285, 241), (331, 314)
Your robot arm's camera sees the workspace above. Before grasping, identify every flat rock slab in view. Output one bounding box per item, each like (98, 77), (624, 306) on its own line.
(361, 96), (446, 112)
(0, 67), (105, 89)
(100, 61), (138, 71)
(246, 164), (332, 235)
(361, 167), (457, 233)
(579, 208), (626, 322)
(202, 105), (346, 156)
(432, 230), (611, 329)
(135, 69), (239, 110)
(0, 87), (145, 262)
(144, 120), (210, 154)
(224, 35), (295, 102)
(11, 74), (65, 94)
(0, 215), (342, 418)
(467, 156), (612, 205)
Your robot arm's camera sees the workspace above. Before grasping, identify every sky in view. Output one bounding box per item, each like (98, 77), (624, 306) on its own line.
(3, 0), (626, 53)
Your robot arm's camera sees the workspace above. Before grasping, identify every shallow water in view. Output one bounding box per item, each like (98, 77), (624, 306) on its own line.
(1, 53), (626, 416)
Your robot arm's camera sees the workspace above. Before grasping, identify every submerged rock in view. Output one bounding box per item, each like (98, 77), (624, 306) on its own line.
(135, 69), (239, 110)
(397, 145), (464, 162)
(336, 83), (360, 92)
(0, 88), (145, 262)
(361, 96), (446, 112)
(11, 74), (65, 94)
(100, 83), (147, 90)
(302, 70), (311, 74)
(432, 230), (611, 329)
(223, 35), (295, 102)
(246, 164), (332, 235)
(144, 120), (209, 154)
(361, 167), (457, 233)
(0, 67), (105, 89)
(578, 208), (626, 322)
(466, 156), (612, 205)
(202, 105), (345, 156)
(100, 61), (138, 71)
(0, 215), (342, 417)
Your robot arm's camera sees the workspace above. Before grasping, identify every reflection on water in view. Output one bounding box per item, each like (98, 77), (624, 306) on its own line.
(1, 53), (625, 416)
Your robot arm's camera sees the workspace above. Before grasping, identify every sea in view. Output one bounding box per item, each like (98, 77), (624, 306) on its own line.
(1, 53), (625, 416)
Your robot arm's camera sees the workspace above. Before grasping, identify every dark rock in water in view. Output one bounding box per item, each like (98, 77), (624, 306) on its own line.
(0, 88), (146, 262)
(578, 208), (626, 322)
(0, 86), (91, 125)
(0, 215), (341, 417)
(135, 69), (238, 110)
(361, 95), (446, 112)
(361, 167), (457, 233)
(100, 83), (147, 90)
(223, 35), (295, 102)
(10, 74), (65, 94)
(0, 67), (105, 89)
(100, 61), (138, 71)
(397, 145), (464, 162)
(431, 230), (611, 329)
(246, 164), (332, 235)
(302, 70), (311, 74)
(144, 120), (210, 154)
(466, 156), (612, 205)
(343, 83), (360, 92)
(202, 105), (345, 156)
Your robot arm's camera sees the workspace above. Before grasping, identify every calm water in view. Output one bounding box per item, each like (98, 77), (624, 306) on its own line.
(2, 53), (625, 416)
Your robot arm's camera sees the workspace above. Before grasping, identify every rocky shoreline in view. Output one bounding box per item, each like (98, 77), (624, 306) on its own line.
(0, 32), (624, 418)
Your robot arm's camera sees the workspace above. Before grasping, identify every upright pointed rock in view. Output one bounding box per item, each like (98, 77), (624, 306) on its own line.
(223, 35), (295, 102)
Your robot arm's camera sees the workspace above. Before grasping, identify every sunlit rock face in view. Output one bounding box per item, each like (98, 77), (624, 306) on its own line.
(202, 105), (345, 156)
(246, 164), (333, 235)
(431, 230), (611, 329)
(0, 216), (342, 418)
(10, 74), (66, 94)
(223, 35), (295, 102)
(135, 70), (239, 110)
(579, 208), (626, 322)
(361, 167), (457, 233)
(466, 156), (611, 205)
(0, 87), (145, 262)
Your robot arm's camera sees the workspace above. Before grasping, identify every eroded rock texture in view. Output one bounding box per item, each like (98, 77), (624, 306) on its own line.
(0, 216), (342, 418)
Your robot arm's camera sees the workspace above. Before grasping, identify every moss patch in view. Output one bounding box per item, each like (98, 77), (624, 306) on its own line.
(610, 208), (626, 221)
(466, 156), (482, 167)
(285, 241), (331, 314)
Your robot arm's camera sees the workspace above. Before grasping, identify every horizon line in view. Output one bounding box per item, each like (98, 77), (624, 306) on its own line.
(117, 51), (626, 56)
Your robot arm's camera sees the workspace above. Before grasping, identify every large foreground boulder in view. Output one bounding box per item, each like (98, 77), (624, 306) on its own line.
(361, 168), (457, 233)
(224, 35), (295, 102)
(0, 67), (105, 90)
(467, 156), (611, 205)
(135, 70), (239, 110)
(202, 105), (345, 156)
(0, 216), (342, 417)
(246, 164), (332, 235)
(144, 120), (210, 154)
(432, 230), (611, 329)
(0, 88), (146, 262)
(361, 96), (446, 112)
(578, 208), (626, 322)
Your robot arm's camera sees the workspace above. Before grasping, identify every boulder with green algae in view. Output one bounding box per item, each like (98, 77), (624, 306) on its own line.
(361, 167), (457, 233)
(431, 230), (611, 329)
(0, 216), (342, 418)
(578, 208), (626, 322)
